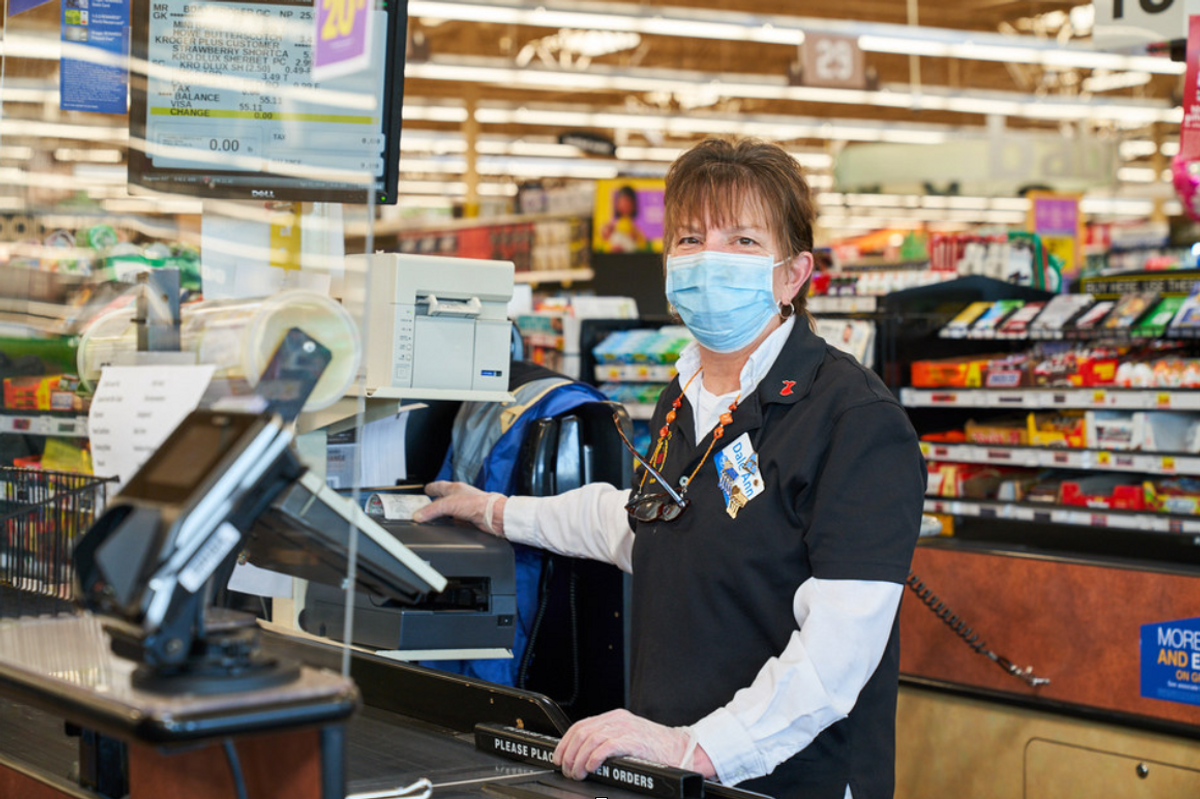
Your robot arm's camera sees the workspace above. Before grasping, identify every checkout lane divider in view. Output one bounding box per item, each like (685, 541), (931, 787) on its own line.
(476, 722), (703, 799)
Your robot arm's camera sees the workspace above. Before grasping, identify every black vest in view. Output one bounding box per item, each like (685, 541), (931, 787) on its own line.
(627, 321), (924, 799)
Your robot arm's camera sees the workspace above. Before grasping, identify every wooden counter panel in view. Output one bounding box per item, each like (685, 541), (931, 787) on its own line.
(0, 763), (86, 799)
(900, 545), (1200, 728)
(129, 728), (321, 799)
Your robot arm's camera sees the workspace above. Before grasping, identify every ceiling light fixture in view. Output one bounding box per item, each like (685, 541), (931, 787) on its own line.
(406, 0), (1183, 75)
(408, 0), (803, 45)
(405, 56), (1180, 125)
(1082, 71), (1153, 93)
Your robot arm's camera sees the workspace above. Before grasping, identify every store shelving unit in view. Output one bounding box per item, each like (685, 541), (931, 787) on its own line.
(881, 277), (1200, 559)
(0, 413), (88, 438)
(919, 440), (1200, 477)
(593, 364), (675, 383)
(901, 387), (1200, 410)
(807, 295), (879, 314)
(939, 326), (1182, 341)
(923, 497), (1200, 536)
(589, 364), (674, 420)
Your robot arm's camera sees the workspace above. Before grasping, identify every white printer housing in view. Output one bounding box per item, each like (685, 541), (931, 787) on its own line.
(345, 253), (514, 394)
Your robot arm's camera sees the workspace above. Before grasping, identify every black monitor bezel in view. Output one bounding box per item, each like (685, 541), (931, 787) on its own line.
(119, 409), (268, 506)
(126, 0), (406, 205)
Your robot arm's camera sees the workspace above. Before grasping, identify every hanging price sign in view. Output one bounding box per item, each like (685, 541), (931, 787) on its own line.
(801, 33), (866, 89)
(312, 0), (373, 81)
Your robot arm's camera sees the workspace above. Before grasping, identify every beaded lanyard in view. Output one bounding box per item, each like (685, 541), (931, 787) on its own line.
(638, 366), (740, 497)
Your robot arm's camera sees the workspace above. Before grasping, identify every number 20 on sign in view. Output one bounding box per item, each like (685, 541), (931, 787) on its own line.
(321, 0), (366, 40)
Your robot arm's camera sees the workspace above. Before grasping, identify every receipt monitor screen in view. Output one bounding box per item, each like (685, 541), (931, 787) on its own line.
(127, 0), (406, 204)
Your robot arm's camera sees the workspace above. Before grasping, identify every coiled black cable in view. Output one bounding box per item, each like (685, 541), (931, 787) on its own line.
(904, 572), (987, 654)
(561, 567), (581, 709)
(905, 571), (1050, 688)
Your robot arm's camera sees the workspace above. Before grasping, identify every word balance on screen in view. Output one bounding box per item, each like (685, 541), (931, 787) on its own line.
(136, 0), (389, 199)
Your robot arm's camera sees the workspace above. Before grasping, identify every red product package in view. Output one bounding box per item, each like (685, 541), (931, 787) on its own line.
(997, 302), (1045, 337)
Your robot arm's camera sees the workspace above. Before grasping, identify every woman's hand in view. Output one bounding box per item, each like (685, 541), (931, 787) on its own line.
(554, 709), (716, 780)
(412, 481), (506, 536)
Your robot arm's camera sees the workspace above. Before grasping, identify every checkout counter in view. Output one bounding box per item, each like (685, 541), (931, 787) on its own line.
(0, 402), (758, 799)
(0, 250), (705, 799)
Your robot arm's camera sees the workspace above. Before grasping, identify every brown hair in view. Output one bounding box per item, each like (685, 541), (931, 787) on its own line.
(663, 137), (816, 316)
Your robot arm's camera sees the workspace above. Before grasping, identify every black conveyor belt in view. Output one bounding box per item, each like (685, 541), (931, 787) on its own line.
(347, 705), (548, 795)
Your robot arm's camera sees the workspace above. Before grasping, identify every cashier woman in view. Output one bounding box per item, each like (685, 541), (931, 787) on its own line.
(414, 138), (926, 799)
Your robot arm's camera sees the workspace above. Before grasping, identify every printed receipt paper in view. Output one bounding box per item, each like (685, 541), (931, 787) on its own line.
(88, 364), (216, 490)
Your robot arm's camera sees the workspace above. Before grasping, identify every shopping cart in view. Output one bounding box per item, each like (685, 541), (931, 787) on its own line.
(0, 468), (116, 611)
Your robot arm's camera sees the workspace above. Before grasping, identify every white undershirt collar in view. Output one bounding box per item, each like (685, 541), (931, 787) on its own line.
(673, 316), (795, 441)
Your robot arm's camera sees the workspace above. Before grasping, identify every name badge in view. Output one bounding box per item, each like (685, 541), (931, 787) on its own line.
(714, 432), (764, 519)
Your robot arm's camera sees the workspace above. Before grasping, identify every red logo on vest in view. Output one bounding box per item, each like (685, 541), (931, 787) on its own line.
(780, 380), (796, 396)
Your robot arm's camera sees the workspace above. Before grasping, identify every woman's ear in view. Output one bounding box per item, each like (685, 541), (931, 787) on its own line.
(780, 252), (815, 303)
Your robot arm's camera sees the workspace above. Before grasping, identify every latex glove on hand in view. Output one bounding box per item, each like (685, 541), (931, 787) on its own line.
(554, 709), (715, 781)
(413, 481), (506, 537)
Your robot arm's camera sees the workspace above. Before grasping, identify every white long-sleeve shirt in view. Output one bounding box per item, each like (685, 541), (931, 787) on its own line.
(504, 319), (902, 794)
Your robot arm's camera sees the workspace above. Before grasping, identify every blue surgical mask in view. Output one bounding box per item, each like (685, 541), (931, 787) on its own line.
(665, 250), (781, 353)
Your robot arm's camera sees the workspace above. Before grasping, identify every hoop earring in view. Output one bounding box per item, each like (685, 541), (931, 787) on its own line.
(778, 301), (796, 320)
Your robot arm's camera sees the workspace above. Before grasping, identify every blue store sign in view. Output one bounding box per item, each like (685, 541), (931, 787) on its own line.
(1141, 616), (1200, 707)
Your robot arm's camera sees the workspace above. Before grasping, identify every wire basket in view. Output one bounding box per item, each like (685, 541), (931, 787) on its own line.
(0, 467), (116, 601)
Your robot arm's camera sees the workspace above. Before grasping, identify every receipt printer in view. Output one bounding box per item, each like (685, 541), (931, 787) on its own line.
(299, 518), (516, 653)
(345, 253), (514, 394)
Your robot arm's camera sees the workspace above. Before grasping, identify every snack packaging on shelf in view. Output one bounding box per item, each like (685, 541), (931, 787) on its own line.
(1030, 343), (1077, 387)
(1059, 475), (1146, 510)
(1114, 356), (1200, 388)
(1030, 343), (1125, 387)
(1168, 288), (1200, 334)
(965, 416), (1028, 445)
(920, 430), (968, 444)
(591, 330), (652, 364)
(1102, 292), (1159, 330)
(1030, 294), (1095, 336)
(1024, 476), (1067, 504)
(1074, 349), (1122, 386)
(943, 301), (994, 336)
(642, 326), (693, 364)
(983, 354), (1029, 388)
(40, 438), (92, 475)
(1084, 410), (1142, 451)
(927, 462), (1003, 498)
(1148, 477), (1200, 515)
(970, 299), (1025, 334)
(1026, 411), (1086, 448)
(591, 327), (693, 366)
(1070, 300), (1116, 332)
(911, 354), (1000, 388)
(598, 382), (668, 406)
(997, 302), (1045, 338)
(1133, 296), (1185, 336)
(927, 461), (1041, 500)
(3, 374), (76, 411)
